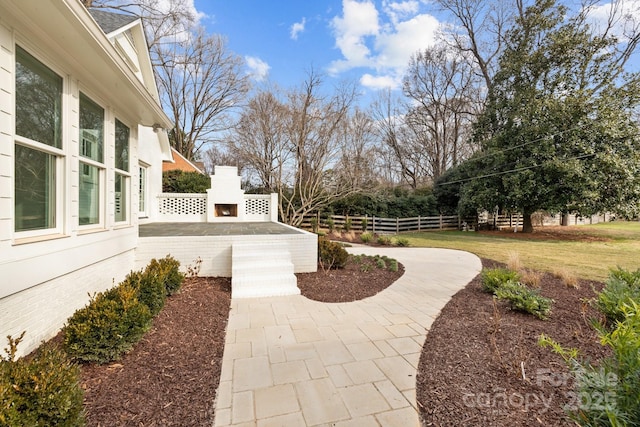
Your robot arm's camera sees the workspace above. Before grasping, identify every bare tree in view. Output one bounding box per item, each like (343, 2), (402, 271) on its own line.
(370, 89), (428, 189)
(226, 88), (289, 191)
(280, 70), (360, 225)
(333, 108), (379, 190)
(154, 29), (250, 161)
(402, 44), (482, 180)
(435, 0), (524, 93)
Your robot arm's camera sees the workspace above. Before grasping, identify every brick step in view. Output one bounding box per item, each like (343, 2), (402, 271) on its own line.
(231, 242), (299, 299)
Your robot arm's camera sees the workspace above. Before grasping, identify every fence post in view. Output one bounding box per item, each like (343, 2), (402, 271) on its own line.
(396, 218), (399, 234)
(439, 214), (443, 230)
(372, 216), (375, 234)
(418, 216), (421, 232)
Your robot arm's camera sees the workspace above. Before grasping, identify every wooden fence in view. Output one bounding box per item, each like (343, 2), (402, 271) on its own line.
(302, 212), (614, 234)
(302, 214), (461, 234)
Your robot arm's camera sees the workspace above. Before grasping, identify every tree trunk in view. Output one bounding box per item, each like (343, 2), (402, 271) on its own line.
(522, 210), (534, 233)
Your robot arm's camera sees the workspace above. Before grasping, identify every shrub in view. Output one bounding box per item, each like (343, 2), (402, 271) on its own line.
(360, 232), (373, 243)
(343, 218), (352, 232)
(318, 238), (349, 270)
(326, 218), (335, 233)
(377, 235), (392, 246)
(147, 255), (185, 296)
(375, 256), (386, 269)
(520, 269), (542, 288)
(63, 282), (152, 363)
(494, 282), (553, 320)
(1, 333), (85, 426)
(388, 259), (399, 272)
(393, 237), (410, 247)
(540, 301), (640, 425)
(481, 268), (520, 294)
(596, 267), (640, 325)
(162, 170), (209, 193)
(125, 269), (165, 316)
(310, 217), (319, 233)
(361, 217), (368, 232)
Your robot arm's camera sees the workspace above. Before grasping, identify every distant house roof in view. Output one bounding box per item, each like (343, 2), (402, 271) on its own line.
(163, 147), (206, 174)
(88, 8), (138, 34)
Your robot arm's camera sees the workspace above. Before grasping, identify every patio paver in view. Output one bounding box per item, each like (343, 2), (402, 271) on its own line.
(213, 247), (482, 426)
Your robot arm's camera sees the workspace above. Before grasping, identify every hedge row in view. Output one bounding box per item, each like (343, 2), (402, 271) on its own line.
(63, 255), (185, 364)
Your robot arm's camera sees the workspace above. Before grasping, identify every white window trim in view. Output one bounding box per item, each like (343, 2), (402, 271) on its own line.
(78, 92), (107, 231)
(13, 44), (68, 241)
(138, 163), (149, 218)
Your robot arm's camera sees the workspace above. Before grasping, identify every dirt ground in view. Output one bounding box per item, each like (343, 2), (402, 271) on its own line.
(79, 232), (611, 426)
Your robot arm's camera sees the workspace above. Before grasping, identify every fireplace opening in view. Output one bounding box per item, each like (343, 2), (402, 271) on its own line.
(215, 203), (238, 217)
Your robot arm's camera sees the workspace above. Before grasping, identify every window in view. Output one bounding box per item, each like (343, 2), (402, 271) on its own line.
(139, 165), (148, 218)
(79, 93), (105, 227)
(14, 46), (63, 233)
(114, 119), (130, 223)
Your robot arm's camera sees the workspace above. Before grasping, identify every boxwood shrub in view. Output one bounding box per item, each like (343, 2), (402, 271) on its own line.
(63, 282), (152, 363)
(1, 333), (85, 426)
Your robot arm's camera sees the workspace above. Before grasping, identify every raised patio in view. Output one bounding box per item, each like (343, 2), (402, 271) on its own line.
(135, 166), (317, 298)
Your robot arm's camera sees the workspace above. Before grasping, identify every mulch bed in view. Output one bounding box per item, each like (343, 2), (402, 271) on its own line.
(417, 258), (609, 426)
(80, 277), (231, 427)
(296, 255), (405, 302)
(78, 245), (611, 426)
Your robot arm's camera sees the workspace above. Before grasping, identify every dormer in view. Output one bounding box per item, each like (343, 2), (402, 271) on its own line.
(88, 9), (161, 104)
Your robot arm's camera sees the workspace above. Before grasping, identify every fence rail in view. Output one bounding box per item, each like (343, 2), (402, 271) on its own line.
(302, 214), (461, 234)
(303, 212), (614, 233)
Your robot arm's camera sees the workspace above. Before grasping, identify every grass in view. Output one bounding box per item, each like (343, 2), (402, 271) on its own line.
(399, 221), (640, 282)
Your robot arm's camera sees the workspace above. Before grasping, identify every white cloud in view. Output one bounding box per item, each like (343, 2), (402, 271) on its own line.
(330, 0), (380, 71)
(291, 17), (306, 40)
(360, 73), (400, 90)
(328, 0), (440, 90)
(584, 0), (640, 40)
(245, 56), (270, 82)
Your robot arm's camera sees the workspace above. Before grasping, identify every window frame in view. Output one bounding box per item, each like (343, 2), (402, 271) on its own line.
(78, 92), (107, 230)
(13, 44), (66, 239)
(113, 119), (131, 225)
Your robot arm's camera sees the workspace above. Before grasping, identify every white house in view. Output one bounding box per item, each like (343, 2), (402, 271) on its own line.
(0, 0), (173, 356)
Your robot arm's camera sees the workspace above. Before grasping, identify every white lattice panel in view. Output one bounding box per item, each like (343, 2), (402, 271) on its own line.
(245, 197), (270, 216)
(158, 195), (206, 215)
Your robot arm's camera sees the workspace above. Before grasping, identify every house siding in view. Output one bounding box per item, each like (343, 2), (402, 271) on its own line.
(0, 250), (134, 357)
(0, 4), (167, 357)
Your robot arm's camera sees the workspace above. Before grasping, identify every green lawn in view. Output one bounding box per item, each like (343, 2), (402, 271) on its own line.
(400, 221), (640, 282)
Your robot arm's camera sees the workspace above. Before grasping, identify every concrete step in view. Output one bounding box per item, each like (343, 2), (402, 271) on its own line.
(231, 242), (300, 299)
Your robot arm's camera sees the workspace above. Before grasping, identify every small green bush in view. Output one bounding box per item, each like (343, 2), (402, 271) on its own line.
(596, 267), (640, 325)
(377, 235), (392, 246)
(310, 217), (319, 233)
(481, 268), (520, 294)
(125, 270), (165, 316)
(361, 217), (368, 232)
(494, 282), (553, 320)
(388, 259), (399, 272)
(360, 232), (373, 243)
(63, 282), (152, 363)
(318, 238), (349, 269)
(146, 256), (185, 297)
(343, 218), (352, 232)
(540, 301), (640, 425)
(1, 333), (85, 426)
(326, 218), (335, 233)
(375, 256), (386, 269)
(393, 237), (410, 247)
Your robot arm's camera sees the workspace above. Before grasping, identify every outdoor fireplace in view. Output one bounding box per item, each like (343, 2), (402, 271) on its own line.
(206, 166), (246, 222)
(215, 203), (237, 217)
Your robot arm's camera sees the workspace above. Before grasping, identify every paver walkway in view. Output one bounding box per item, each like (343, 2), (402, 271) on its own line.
(213, 247), (482, 427)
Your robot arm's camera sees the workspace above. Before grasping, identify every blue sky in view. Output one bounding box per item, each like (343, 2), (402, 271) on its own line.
(194, 0), (443, 95)
(187, 0), (640, 100)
